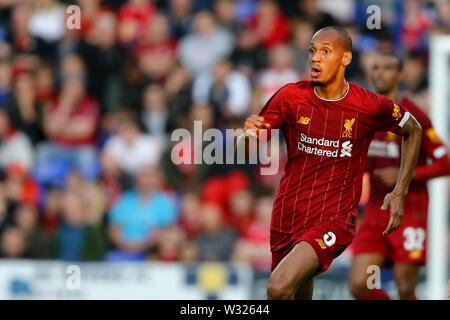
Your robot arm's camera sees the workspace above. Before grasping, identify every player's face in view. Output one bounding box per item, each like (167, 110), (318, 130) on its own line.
(308, 30), (350, 86)
(371, 56), (402, 94)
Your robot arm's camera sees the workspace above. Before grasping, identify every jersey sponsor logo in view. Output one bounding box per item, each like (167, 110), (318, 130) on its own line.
(298, 116), (311, 125)
(315, 238), (327, 249)
(392, 103), (402, 121)
(342, 118), (355, 138)
(297, 134), (353, 158)
(426, 127), (441, 144)
(340, 141), (353, 157)
(323, 231), (336, 247)
(368, 140), (399, 158)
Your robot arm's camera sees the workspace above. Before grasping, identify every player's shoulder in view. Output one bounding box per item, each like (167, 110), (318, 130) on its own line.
(399, 97), (429, 121)
(348, 82), (387, 102)
(280, 80), (312, 93)
(271, 80), (312, 99)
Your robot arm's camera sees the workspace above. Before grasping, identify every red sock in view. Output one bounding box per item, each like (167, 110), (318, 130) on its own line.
(408, 295), (418, 300)
(359, 289), (391, 300)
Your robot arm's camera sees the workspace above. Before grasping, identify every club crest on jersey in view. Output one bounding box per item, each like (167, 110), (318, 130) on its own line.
(298, 116), (310, 125)
(392, 104), (402, 121)
(342, 118), (355, 138)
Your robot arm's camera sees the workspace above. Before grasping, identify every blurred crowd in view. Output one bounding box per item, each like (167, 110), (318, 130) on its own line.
(0, 0), (448, 271)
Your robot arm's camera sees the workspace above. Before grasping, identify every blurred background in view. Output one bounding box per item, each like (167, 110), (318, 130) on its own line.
(0, 0), (448, 299)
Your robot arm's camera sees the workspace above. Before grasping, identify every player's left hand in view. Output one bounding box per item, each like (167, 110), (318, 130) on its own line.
(374, 167), (399, 187)
(381, 191), (405, 235)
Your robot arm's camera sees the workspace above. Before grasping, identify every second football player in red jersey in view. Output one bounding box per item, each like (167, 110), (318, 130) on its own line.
(349, 53), (450, 300)
(237, 26), (422, 300)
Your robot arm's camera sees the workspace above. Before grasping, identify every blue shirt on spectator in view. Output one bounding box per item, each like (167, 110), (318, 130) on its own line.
(109, 191), (177, 243)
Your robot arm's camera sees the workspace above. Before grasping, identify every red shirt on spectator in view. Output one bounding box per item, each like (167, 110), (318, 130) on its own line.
(47, 96), (99, 147)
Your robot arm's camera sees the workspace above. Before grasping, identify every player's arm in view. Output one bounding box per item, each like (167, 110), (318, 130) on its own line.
(236, 84), (290, 161)
(236, 115), (271, 160)
(381, 114), (422, 235)
(412, 117), (450, 181)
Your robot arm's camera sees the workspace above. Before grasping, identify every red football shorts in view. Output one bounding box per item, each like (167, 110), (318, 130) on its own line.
(351, 200), (428, 265)
(270, 220), (355, 275)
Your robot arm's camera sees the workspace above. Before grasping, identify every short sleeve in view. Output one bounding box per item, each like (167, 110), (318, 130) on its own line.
(413, 108), (448, 160)
(373, 95), (410, 133)
(258, 84), (292, 130)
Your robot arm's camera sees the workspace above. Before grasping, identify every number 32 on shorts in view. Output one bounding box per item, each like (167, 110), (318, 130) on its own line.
(403, 227), (425, 251)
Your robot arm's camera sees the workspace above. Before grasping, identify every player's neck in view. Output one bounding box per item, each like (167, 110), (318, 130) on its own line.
(381, 87), (399, 102)
(314, 79), (349, 101)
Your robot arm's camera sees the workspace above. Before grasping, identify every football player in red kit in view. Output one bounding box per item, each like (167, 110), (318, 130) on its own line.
(349, 53), (450, 300)
(237, 26), (422, 300)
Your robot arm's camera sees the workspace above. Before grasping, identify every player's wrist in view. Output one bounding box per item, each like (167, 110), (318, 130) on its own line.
(392, 187), (408, 198)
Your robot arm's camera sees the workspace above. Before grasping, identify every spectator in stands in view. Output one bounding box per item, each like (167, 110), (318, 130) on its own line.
(13, 203), (47, 259)
(195, 203), (237, 261)
(0, 226), (27, 258)
(28, 0), (65, 44)
(232, 195), (272, 271)
(0, 109), (34, 172)
(248, 0), (290, 49)
(179, 239), (199, 263)
(41, 185), (62, 237)
(257, 44), (298, 104)
(0, 60), (12, 109)
(141, 83), (169, 138)
(134, 13), (177, 82)
(166, 0), (194, 40)
(291, 19), (315, 77)
(118, 0), (156, 47)
(107, 164), (178, 261)
(47, 190), (107, 261)
(102, 111), (164, 176)
(228, 189), (254, 236)
(37, 54), (100, 182)
(178, 10), (234, 76)
(7, 68), (44, 146)
(152, 225), (186, 261)
(77, 11), (126, 113)
(0, 175), (16, 235)
(192, 59), (251, 121)
(179, 192), (203, 238)
(164, 65), (193, 131)
(230, 25), (268, 79)
(297, 0), (338, 30)
(214, 0), (240, 33)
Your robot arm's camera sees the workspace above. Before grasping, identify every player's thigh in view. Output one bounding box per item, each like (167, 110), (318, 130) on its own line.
(294, 277), (314, 300)
(349, 253), (385, 288)
(393, 263), (420, 298)
(269, 241), (320, 294)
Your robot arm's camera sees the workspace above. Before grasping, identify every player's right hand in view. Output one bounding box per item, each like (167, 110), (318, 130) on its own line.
(244, 115), (270, 138)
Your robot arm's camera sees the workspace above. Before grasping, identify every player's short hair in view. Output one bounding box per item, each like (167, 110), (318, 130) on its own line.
(380, 52), (404, 71)
(314, 26), (353, 52)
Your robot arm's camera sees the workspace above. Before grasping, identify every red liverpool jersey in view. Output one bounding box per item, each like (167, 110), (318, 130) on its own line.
(259, 80), (410, 234)
(366, 97), (448, 205)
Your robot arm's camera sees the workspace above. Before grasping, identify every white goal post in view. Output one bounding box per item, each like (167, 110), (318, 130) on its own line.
(427, 35), (450, 300)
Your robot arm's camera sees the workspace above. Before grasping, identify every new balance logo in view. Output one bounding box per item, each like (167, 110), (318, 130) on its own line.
(298, 116), (310, 125)
(340, 140), (353, 157)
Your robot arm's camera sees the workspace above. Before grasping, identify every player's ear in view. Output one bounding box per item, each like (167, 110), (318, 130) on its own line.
(342, 51), (352, 67)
